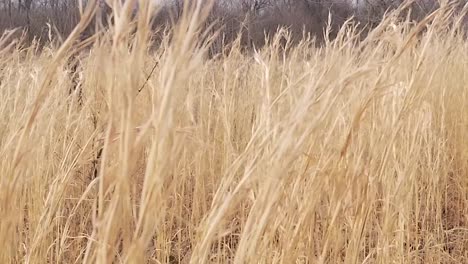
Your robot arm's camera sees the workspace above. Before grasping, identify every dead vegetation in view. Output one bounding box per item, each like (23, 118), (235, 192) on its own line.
(0, 0), (467, 263)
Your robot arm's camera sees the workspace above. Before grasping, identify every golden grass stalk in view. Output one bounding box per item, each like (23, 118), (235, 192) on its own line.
(0, 3), (467, 263)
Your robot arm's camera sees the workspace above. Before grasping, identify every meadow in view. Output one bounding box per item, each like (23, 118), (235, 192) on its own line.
(0, 1), (467, 263)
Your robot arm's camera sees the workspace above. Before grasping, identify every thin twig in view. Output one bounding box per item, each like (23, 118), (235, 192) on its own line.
(138, 59), (158, 94)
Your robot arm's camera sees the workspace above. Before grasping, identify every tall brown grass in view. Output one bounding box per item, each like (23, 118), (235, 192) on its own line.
(0, 1), (467, 263)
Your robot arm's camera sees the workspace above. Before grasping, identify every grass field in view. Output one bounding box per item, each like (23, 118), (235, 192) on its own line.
(0, 2), (467, 263)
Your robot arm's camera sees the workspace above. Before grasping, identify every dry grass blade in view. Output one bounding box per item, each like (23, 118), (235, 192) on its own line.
(0, 2), (467, 264)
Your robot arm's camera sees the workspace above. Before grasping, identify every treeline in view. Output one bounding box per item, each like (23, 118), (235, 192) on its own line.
(0, 0), (79, 39)
(0, 0), (467, 44)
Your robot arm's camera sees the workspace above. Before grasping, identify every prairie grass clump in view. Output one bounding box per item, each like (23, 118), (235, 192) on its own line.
(0, 1), (467, 263)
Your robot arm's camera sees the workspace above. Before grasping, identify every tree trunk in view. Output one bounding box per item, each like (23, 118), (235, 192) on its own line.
(7, 0), (11, 20)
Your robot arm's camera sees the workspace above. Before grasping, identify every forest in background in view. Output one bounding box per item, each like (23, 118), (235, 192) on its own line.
(1, 0), (466, 45)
